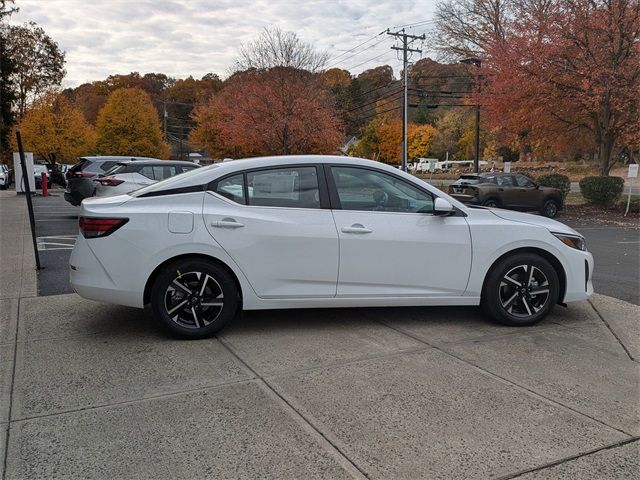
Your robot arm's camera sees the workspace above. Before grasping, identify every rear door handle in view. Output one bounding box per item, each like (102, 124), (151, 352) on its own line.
(341, 224), (372, 234)
(212, 218), (244, 229)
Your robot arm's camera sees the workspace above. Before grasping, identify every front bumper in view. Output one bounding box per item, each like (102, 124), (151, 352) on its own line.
(562, 249), (594, 303)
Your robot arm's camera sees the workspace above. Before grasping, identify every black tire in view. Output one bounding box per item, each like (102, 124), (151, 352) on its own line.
(541, 199), (559, 218)
(481, 253), (559, 326)
(483, 198), (500, 208)
(150, 258), (239, 339)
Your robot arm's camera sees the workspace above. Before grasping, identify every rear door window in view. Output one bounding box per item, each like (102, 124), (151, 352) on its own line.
(497, 176), (515, 187)
(515, 175), (535, 187)
(138, 166), (156, 180)
(215, 174), (245, 204)
(247, 167), (320, 209)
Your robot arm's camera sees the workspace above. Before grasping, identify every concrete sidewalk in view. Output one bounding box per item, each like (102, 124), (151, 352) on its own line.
(1, 191), (638, 479)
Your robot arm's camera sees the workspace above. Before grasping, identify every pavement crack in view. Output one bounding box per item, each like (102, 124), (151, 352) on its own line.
(2, 298), (21, 480)
(374, 318), (636, 438)
(216, 335), (370, 480)
(497, 437), (640, 479)
(588, 299), (635, 361)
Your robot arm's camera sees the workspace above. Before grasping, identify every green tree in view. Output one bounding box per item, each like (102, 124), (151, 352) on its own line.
(96, 88), (169, 158)
(7, 21), (66, 117)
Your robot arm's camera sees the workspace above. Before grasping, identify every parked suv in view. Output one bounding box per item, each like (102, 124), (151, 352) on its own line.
(448, 172), (563, 218)
(64, 156), (159, 206)
(94, 160), (199, 198)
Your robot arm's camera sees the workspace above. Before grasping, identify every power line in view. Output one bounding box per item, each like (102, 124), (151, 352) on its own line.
(325, 30), (386, 65)
(325, 36), (389, 69)
(352, 104), (402, 122)
(340, 49), (397, 73)
(345, 88), (403, 113)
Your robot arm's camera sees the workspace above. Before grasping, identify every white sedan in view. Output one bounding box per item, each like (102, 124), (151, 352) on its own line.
(94, 160), (200, 198)
(70, 155), (593, 339)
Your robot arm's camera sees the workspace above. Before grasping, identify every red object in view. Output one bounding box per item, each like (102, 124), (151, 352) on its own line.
(78, 217), (128, 239)
(41, 172), (48, 196)
(95, 176), (124, 186)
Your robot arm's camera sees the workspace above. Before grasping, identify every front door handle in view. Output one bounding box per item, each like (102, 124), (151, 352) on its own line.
(341, 224), (372, 234)
(212, 218), (244, 229)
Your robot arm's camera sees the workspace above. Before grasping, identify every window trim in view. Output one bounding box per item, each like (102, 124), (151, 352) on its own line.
(325, 164), (437, 214)
(207, 164), (330, 210)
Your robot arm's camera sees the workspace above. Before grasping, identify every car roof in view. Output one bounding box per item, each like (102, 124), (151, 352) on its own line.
(79, 156), (161, 163)
(114, 160), (199, 167)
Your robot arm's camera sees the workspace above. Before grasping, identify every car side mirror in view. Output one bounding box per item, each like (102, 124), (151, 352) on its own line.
(433, 197), (455, 216)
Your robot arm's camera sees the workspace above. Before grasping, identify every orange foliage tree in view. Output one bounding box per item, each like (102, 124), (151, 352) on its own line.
(478, 0), (640, 173)
(11, 91), (95, 163)
(95, 88), (170, 158)
(191, 68), (343, 157)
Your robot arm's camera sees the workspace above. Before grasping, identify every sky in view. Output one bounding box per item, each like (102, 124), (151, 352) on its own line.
(10, 0), (439, 88)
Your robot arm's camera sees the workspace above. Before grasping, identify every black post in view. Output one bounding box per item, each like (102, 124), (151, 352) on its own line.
(474, 103), (480, 173)
(16, 131), (41, 270)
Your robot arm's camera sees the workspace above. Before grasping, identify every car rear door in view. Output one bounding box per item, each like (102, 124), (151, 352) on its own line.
(495, 175), (518, 207)
(327, 165), (472, 297)
(203, 165), (339, 298)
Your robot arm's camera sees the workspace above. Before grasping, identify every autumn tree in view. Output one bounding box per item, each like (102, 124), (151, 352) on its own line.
(435, 0), (640, 174)
(96, 88), (169, 159)
(10, 91), (96, 163)
(7, 21), (66, 117)
(0, 0), (17, 158)
(191, 68), (342, 157)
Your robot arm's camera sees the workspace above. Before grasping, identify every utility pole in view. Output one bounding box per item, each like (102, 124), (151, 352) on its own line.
(388, 29), (425, 172)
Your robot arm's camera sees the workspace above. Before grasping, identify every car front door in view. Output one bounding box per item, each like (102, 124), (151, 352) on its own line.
(327, 165), (472, 297)
(514, 174), (543, 209)
(203, 165), (339, 298)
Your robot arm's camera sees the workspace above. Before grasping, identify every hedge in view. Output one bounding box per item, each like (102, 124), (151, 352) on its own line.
(579, 176), (624, 206)
(537, 173), (571, 198)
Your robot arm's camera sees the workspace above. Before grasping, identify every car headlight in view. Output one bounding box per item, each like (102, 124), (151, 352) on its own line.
(552, 233), (586, 251)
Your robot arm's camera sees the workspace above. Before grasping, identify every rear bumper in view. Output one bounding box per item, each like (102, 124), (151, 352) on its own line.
(450, 193), (480, 205)
(69, 234), (143, 308)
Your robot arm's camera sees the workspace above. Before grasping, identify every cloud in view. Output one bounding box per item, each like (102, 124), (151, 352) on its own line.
(10, 0), (438, 87)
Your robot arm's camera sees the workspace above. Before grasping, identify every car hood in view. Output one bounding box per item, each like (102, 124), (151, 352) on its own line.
(489, 208), (580, 236)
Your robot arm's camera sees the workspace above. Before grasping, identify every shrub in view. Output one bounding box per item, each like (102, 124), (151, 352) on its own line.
(537, 173), (571, 198)
(579, 176), (625, 206)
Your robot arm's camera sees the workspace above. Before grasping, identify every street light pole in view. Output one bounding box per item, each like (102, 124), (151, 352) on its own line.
(460, 58), (482, 173)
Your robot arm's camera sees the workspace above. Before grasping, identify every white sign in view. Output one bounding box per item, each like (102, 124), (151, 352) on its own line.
(503, 162), (511, 173)
(429, 159), (436, 173)
(628, 164), (638, 178)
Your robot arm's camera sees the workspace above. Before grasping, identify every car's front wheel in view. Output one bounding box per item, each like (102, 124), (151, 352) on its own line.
(150, 258), (239, 339)
(481, 253), (559, 326)
(483, 198), (500, 208)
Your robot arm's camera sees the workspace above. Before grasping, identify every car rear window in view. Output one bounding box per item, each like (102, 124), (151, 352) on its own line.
(453, 176), (482, 185)
(129, 164), (217, 197)
(69, 158), (90, 173)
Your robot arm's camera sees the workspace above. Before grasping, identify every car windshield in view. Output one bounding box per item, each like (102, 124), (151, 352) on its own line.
(129, 163), (215, 196)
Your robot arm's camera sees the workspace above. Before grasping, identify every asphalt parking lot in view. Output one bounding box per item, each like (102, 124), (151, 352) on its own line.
(30, 189), (640, 305)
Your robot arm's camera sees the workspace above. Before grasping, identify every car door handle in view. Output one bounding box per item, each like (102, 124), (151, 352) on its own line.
(212, 219), (244, 229)
(341, 224), (372, 234)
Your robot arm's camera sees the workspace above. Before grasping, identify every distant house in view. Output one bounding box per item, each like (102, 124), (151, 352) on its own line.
(339, 136), (358, 155)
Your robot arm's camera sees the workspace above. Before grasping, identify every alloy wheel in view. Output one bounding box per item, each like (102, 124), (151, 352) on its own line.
(498, 264), (550, 318)
(164, 271), (225, 329)
(545, 202), (558, 217)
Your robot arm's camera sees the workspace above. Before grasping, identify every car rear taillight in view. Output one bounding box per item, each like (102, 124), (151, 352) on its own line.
(95, 176), (124, 186)
(72, 171), (94, 178)
(79, 217), (128, 238)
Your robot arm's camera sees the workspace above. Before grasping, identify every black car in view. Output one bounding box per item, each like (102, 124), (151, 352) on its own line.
(33, 164), (52, 189)
(64, 156), (159, 206)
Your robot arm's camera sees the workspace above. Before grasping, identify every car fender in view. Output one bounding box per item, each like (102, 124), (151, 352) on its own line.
(466, 226), (570, 298)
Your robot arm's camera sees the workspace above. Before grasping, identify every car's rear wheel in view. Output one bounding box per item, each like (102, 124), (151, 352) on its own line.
(481, 253), (559, 326)
(150, 259), (239, 339)
(483, 198), (500, 208)
(541, 199), (559, 218)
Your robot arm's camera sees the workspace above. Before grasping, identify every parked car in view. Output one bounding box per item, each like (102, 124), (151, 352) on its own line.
(33, 164), (51, 189)
(94, 160), (200, 198)
(70, 155), (592, 339)
(448, 173), (564, 218)
(0, 164), (11, 190)
(51, 163), (70, 187)
(64, 156), (159, 206)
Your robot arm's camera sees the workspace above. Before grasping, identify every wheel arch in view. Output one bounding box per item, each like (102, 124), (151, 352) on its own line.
(481, 247), (567, 304)
(143, 253), (243, 306)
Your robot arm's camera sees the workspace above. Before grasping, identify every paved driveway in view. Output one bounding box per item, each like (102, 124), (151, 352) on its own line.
(2, 293), (638, 479)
